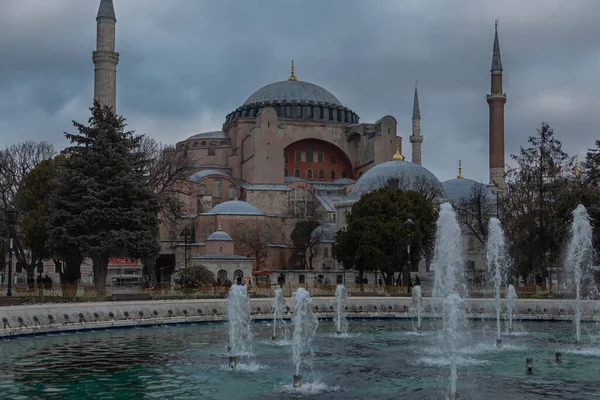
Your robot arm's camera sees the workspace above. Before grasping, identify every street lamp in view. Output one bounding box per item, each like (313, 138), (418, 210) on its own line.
(404, 219), (415, 287)
(181, 226), (192, 287)
(5, 207), (18, 297)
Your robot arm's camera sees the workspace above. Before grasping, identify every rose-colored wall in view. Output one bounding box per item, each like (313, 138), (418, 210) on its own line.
(285, 138), (354, 180)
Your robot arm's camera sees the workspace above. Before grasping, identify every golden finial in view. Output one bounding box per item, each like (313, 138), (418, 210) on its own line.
(392, 139), (404, 161)
(575, 155), (581, 177)
(495, 19), (499, 31)
(218, 221), (222, 231)
(288, 60), (297, 81)
(457, 160), (463, 179)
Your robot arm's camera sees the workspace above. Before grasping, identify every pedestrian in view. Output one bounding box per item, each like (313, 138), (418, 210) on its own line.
(415, 275), (421, 287)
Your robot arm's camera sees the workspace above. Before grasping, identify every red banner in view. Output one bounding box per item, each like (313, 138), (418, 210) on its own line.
(108, 258), (140, 266)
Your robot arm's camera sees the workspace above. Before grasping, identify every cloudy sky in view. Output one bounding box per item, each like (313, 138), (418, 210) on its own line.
(1, 0), (599, 183)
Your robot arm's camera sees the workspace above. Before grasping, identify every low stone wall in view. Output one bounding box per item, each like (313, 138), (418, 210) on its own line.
(0, 297), (598, 339)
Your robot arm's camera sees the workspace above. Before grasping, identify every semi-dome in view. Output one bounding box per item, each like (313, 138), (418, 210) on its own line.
(206, 230), (233, 241)
(443, 178), (494, 204)
(189, 170), (230, 183)
(244, 80), (341, 106)
(206, 200), (264, 215)
(350, 160), (444, 199)
(310, 223), (337, 243)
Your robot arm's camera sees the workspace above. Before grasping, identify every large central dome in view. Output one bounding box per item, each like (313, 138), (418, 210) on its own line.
(244, 80), (342, 106)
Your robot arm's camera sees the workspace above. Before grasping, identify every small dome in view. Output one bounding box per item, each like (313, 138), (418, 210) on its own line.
(186, 131), (229, 141)
(244, 80), (342, 106)
(206, 200), (264, 215)
(311, 223), (337, 243)
(189, 170), (230, 182)
(350, 160), (444, 199)
(443, 178), (494, 204)
(206, 230), (233, 241)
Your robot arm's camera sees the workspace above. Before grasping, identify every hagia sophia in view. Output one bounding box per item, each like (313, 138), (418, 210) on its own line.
(91, 0), (505, 285)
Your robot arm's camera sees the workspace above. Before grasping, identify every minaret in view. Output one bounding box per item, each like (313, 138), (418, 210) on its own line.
(93, 0), (119, 111)
(409, 80), (423, 165)
(487, 20), (506, 190)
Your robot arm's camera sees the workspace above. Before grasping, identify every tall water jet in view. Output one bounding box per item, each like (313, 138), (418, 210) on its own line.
(291, 288), (319, 387)
(332, 285), (348, 335)
(411, 285), (423, 332)
(227, 284), (253, 369)
(485, 218), (508, 347)
(431, 202), (467, 399)
(507, 284), (518, 333)
(272, 288), (288, 341)
(565, 204), (594, 349)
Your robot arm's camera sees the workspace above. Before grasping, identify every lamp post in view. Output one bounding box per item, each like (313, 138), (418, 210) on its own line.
(181, 226), (191, 287)
(404, 219), (415, 287)
(5, 207), (18, 297)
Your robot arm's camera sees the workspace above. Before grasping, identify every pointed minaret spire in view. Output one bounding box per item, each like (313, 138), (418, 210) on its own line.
(410, 80), (423, 165)
(93, 0), (119, 111)
(487, 20), (506, 191)
(491, 19), (502, 72)
(288, 60), (297, 81)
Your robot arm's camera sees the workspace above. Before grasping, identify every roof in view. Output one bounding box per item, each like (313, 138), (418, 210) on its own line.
(442, 178), (494, 204)
(97, 0), (116, 20)
(242, 183), (290, 191)
(206, 200), (264, 215)
(412, 81), (421, 120)
(349, 160), (443, 199)
(186, 131), (229, 141)
(194, 254), (253, 261)
(244, 80), (341, 106)
(206, 230), (233, 241)
(189, 169), (230, 182)
(491, 23), (503, 72)
(311, 223), (337, 243)
(315, 193), (350, 212)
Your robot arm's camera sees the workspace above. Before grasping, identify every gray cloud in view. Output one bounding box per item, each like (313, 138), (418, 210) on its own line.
(1, 0), (599, 183)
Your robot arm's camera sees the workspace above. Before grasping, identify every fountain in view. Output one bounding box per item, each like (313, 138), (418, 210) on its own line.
(431, 202), (468, 399)
(272, 288), (288, 341)
(485, 218), (508, 347)
(291, 288), (319, 388)
(411, 285), (423, 332)
(227, 284), (253, 369)
(564, 204), (594, 349)
(506, 284), (518, 333)
(332, 285), (348, 335)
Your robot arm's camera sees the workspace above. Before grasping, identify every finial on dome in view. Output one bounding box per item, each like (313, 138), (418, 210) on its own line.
(218, 221), (222, 231)
(574, 155), (581, 178)
(457, 160), (463, 179)
(392, 139), (404, 161)
(288, 60), (297, 81)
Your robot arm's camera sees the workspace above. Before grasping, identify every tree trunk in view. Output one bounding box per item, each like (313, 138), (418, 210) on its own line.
(143, 255), (158, 283)
(92, 253), (109, 297)
(59, 256), (82, 297)
(359, 269), (364, 292)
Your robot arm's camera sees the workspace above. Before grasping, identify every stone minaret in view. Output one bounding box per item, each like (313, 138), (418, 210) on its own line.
(93, 0), (119, 111)
(487, 20), (506, 190)
(409, 80), (423, 165)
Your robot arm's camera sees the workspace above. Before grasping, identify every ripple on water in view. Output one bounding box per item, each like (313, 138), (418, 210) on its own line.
(278, 381), (341, 396)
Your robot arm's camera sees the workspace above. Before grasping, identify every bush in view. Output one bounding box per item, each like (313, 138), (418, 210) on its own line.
(176, 265), (216, 288)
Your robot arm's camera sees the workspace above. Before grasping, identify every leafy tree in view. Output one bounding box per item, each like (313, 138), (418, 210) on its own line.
(503, 123), (573, 279)
(46, 101), (159, 294)
(13, 156), (64, 276)
(176, 265), (216, 287)
(332, 182), (437, 286)
(583, 140), (600, 187)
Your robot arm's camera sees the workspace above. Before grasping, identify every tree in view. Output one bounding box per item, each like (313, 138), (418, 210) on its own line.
(583, 140), (600, 187)
(291, 218), (322, 270)
(13, 156), (64, 276)
(233, 222), (270, 270)
(46, 101), (160, 294)
(503, 122), (573, 279)
(457, 182), (497, 246)
(332, 182), (437, 286)
(176, 265), (216, 287)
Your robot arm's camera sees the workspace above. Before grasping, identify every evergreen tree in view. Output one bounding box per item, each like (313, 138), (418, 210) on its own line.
(583, 140), (600, 187)
(503, 122), (573, 279)
(46, 101), (159, 294)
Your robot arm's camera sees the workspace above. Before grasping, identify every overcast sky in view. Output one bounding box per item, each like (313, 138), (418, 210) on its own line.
(1, 0), (599, 183)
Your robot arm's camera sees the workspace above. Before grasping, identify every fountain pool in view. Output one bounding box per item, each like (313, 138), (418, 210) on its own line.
(0, 319), (599, 399)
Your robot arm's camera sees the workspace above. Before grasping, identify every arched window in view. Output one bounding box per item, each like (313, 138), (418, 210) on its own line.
(294, 168), (301, 178)
(235, 223), (248, 240)
(330, 170), (336, 180)
(201, 141), (206, 146)
(307, 169), (313, 179)
(217, 269), (228, 282)
(284, 152), (289, 163)
(284, 168), (289, 177)
(265, 224), (271, 243)
(218, 245), (224, 253)
(206, 223), (215, 238)
(342, 170), (348, 178)
(227, 185), (236, 200)
(213, 179), (222, 198)
(198, 184), (207, 196)
(324, 247), (329, 258)
(234, 269), (244, 280)
(208, 145), (216, 156)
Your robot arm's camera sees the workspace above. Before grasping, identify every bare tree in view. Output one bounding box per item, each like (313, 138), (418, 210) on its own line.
(456, 182), (497, 246)
(233, 221), (270, 269)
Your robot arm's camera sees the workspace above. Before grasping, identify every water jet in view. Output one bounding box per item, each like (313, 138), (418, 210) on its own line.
(228, 356), (237, 369)
(496, 338), (502, 348)
(526, 358), (533, 373)
(293, 374), (302, 388)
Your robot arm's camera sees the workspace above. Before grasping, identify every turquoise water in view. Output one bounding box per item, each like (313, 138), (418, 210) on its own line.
(0, 319), (599, 399)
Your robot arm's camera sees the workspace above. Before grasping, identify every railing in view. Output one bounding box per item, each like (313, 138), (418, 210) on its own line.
(0, 282), (592, 304)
